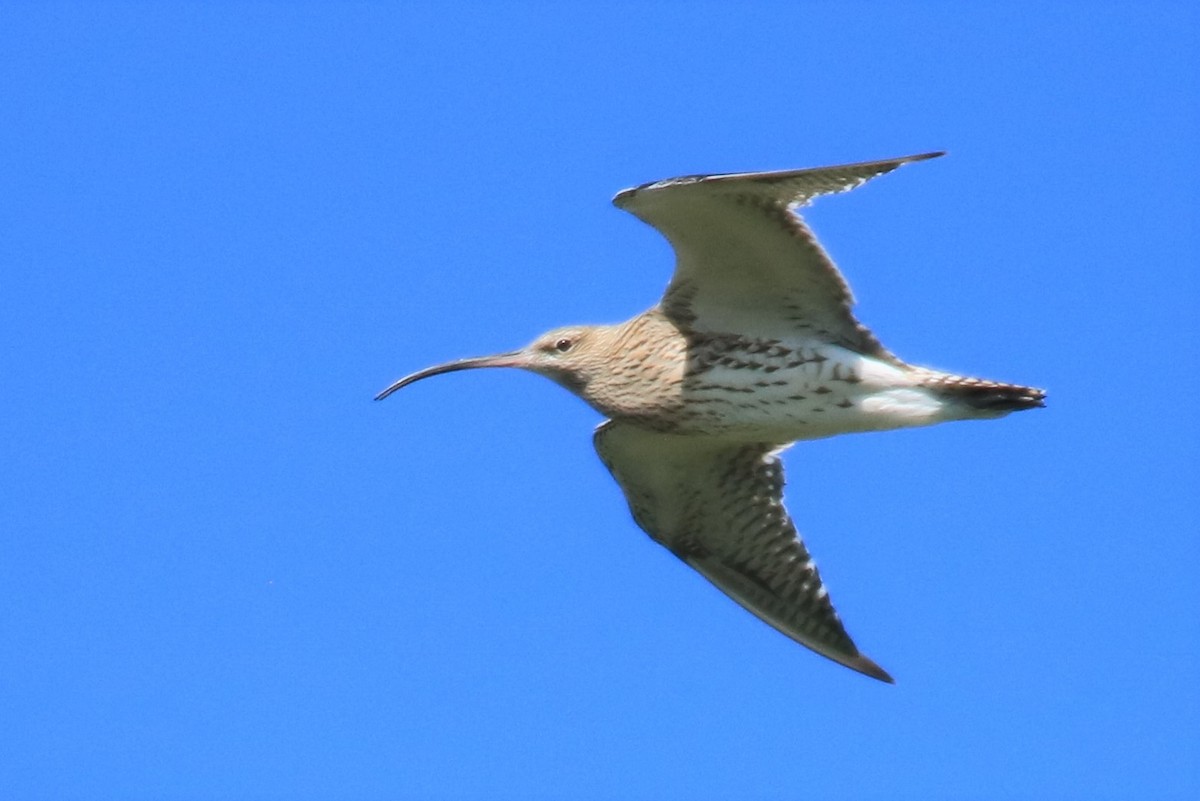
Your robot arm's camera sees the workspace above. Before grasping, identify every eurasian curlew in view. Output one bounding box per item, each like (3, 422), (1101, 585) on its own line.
(376, 152), (1044, 683)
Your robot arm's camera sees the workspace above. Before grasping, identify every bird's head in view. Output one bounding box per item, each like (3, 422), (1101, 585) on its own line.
(374, 324), (609, 401)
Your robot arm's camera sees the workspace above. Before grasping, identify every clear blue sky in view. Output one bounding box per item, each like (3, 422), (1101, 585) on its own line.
(2, 3), (1197, 799)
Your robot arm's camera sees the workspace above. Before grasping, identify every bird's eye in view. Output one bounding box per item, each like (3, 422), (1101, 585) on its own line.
(554, 338), (573, 353)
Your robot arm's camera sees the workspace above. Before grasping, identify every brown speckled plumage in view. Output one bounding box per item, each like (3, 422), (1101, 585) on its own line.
(377, 153), (1044, 683)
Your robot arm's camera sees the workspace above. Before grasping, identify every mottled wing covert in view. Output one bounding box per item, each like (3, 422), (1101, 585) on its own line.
(593, 420), (892, 683)
(613, 152), (943, 357)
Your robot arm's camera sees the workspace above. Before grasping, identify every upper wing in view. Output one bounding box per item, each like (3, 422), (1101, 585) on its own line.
(594, 420), (892, 683)
(613, 152), (944, 357)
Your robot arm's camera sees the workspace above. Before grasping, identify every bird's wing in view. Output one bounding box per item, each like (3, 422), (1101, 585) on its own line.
(593, 420), (892, 683)
(613, 152), (943, 357)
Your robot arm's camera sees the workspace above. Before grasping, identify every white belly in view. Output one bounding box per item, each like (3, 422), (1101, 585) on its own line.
(675, 345), (948, 440)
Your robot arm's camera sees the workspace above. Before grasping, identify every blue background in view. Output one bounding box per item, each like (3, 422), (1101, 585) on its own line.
(2, 3), (1197, 799)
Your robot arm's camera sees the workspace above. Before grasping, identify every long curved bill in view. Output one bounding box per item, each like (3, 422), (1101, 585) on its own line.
(374, 352), (524, 401)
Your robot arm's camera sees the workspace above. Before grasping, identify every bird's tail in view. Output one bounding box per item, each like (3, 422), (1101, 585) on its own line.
(920, 372), (1046, 413)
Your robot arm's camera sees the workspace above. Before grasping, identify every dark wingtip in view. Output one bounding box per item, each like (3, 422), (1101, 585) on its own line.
(911, 150), (947, 162)
(851, 654), (896, 684)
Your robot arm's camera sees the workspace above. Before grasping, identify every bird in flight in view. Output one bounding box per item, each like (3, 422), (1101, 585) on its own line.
(376, 152), (1044, 683)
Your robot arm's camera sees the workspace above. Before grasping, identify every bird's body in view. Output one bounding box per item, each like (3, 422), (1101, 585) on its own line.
(532, 307), (1033, 441)
(377, 152), (1044, 683)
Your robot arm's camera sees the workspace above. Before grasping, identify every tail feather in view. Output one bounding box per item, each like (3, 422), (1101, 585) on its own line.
(921, 373), (1046, 412)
